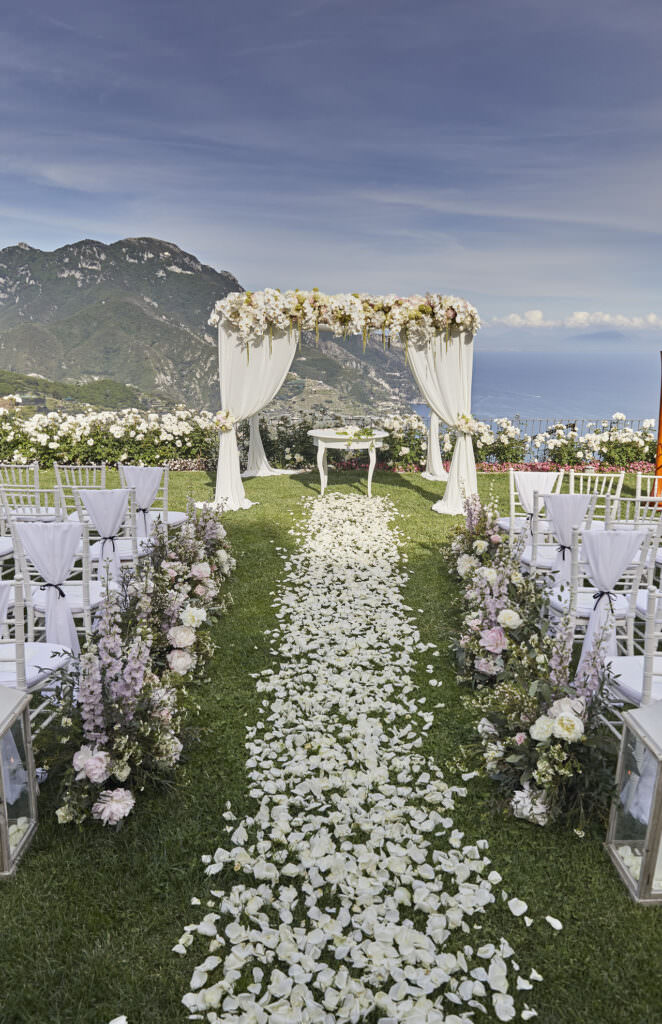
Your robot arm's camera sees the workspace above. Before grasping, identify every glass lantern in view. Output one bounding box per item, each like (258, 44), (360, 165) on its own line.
(0, 687), (37, 879)
(606, 700), (662, 904)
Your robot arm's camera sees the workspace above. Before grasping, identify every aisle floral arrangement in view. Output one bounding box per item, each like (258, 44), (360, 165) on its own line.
(472, 624), (617, 827)
(448, 497), (619, 828)
(448, 496), (552, 688)
(41, 504), (235, 828)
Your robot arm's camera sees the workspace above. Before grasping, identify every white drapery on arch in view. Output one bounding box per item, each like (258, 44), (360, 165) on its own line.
(420, 411), (448, 483)
(215, 326), (298, 509)
(407, 331), (478, 515)
(242, 414), (302, 479)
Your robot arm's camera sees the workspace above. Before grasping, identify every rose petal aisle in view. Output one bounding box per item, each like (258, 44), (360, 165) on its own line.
(175, 493), (540, 1023)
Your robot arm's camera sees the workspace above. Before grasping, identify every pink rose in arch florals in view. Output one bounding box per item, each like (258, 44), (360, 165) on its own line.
(479, 626), (508, 654)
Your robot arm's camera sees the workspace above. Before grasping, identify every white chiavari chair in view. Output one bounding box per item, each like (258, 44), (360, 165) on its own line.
(118, 464), (187, 532)
(0, 462), (40, 492)
(8, 520), (101, 654)
(519, 491), (557, 575)
(53, 462), (107, 521)
(606, 586), (662, 707)
(0, 483), (65, 523)
(496, 469), (564, 540)
(0, 578), (73, 737)
(72, 487), (147, 581)
(568, 469), (624, 525)
(549, 525), (652, 645)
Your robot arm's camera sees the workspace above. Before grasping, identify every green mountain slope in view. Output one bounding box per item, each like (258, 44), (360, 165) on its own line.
(0, 236), (415, 414)
(0, 237), (237, 407)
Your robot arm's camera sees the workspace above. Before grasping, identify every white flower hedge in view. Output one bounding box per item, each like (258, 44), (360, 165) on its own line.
(0, 406), (654, 471)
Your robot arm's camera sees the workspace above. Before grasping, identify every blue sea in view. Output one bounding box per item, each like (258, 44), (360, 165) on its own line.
(414, 348), (661, 425)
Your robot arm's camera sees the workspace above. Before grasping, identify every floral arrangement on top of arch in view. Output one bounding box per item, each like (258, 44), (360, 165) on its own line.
(208, 289), (481, 348)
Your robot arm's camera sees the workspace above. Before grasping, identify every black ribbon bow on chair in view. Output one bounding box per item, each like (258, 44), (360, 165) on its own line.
(137, 506), (150, 534)
(557, 544), (571, 561)
(40, 582), (66, 599)
(100, 535), (117, 552)
(593, 589), (616, 612)
(526, 512), (535, 534)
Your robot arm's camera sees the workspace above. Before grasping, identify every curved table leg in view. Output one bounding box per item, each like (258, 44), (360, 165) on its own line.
(367, 444), (376, 498)
(316, 443), (328, 496)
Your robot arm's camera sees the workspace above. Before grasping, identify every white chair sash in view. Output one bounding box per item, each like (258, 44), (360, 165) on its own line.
(121, 466), (163, 537)
(514, 471), (559, 514)
(79, 489), (129, 583)
(544, 494), (592, 583)
(16, 521), (82, 656)
(577, 529), (646, 673)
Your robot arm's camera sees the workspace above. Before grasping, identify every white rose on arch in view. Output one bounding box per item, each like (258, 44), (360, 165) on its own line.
(552, 711), (585, 742)
(497, 609), (522, 630)
(167, 625), (196, 649)
(529, 715), (554, 742)
(167, 649), (195, 676)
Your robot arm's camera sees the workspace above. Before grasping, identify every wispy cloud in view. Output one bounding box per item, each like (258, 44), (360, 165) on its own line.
(1, 0), (662, 320)
(492, 310), (662, 329)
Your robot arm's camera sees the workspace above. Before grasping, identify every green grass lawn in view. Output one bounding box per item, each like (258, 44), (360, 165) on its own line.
(0, 469), (660, 1024)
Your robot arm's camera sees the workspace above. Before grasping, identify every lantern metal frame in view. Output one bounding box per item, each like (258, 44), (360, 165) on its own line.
(605, 701), (662, 905)
(0, 686), (38, 878)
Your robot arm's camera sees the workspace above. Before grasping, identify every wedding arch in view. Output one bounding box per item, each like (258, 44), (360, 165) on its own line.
(208, 289), (481, 515)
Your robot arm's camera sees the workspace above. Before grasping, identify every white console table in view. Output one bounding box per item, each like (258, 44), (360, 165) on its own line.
(307, 428), (388, 498)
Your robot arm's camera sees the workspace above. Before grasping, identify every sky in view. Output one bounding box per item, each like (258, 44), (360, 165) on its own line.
(2, 0), (662, 347)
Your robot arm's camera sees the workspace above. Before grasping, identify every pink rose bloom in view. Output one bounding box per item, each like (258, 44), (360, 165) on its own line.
(73, 745), (110, 783)
(167, 648), (194, 676)
(514, 732), (527, 745)
(479, 626), (508, 654)
(490, 534), (502, 545)
(73, 745), (94, 773)
(476, 657), (499, 676)
(84, 751), (111, 784)
(190, 562), (211, 580)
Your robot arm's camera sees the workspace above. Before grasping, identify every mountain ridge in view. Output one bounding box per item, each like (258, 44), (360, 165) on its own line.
(0, 235), (414, 414)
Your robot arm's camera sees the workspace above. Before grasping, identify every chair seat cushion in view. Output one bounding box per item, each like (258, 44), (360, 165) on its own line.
(89, 537), (151, 561)
(550, 585), (629, 618)
(0, 536), (13, 558)
(0, 642), (72, 690)
(520, 543), (557, 570)
(12, 506), (60, 521)
(32, 581), (107, 614)
(606, 655), (662, 706)
(149, 509), (187, 529)
(495, 515), (525, 533)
